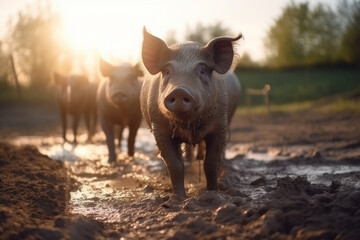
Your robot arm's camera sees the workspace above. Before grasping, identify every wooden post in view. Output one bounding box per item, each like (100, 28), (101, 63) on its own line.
(9, 53), (22, 100)
(246, 88), (252, 116)
(263, 84), (271, 116)
(245, 84), (271, 116)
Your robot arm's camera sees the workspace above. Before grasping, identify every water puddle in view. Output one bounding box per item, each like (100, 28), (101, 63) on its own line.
(11, 128), (360, 222)
(12, 128), (207, 222)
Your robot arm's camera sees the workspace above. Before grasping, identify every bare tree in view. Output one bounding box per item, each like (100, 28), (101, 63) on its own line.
(6, 0), (64, 89)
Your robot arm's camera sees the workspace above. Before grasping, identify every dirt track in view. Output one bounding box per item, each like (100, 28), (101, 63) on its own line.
(1, 103), (360, 239)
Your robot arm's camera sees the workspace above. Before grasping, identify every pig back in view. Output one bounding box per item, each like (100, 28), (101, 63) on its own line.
(139, 74), (160, 129)
(225, 72), (241, 123)
(55, 74), (89, 114)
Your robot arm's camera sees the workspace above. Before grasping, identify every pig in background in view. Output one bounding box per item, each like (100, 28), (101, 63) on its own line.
(97, 59), (143, 163)
(53, 73), (98, 144)
(141, 28), (242, 196)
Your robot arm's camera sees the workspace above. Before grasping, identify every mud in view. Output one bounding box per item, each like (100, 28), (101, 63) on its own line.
(1, 103), (360, 239)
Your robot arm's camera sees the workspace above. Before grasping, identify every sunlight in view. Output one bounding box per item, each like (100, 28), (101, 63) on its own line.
(57, 0), (174, 66)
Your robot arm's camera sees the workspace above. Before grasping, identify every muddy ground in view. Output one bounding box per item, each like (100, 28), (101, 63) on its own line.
(1, 102), (360, 239)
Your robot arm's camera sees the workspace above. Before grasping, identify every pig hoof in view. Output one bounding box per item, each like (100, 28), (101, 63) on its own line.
(108, 158), (116, 164)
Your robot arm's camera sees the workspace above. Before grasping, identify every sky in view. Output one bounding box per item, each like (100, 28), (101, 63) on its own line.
(0, 0), (340, 65)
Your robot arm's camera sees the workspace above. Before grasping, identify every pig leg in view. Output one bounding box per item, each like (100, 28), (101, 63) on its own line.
(127, 125), (139, 157)
(118, 125), (123, 148)
(184, 144), (194, 163)
(60, 110), (67, 143)
(84, 112), (91, 142)
(128, 120), (141, 157)
(155, 132), (186, 196)
(204, 132), (226, 191)
(101, 120), (116, 162)
(72, 114), (81, 144)
(196, 141), (206, 160)
(91, 109), (97, 138)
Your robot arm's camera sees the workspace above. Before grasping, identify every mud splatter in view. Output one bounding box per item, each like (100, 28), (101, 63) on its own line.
(1, 109), (360, 239)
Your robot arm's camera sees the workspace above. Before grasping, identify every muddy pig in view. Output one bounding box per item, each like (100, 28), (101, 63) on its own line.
(141, 28), (242, 196)
(54, 73), (98, 143)
(97, 59), (143, 163)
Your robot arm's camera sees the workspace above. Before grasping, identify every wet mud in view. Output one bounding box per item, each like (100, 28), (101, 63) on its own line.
(1, 105), (360, 239)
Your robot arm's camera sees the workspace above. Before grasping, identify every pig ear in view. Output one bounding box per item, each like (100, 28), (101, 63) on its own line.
(53, 72), (65, 85)
(142, 27), (171, 75)
(99, 58), (114, 77)
(203, 33), (243, 74)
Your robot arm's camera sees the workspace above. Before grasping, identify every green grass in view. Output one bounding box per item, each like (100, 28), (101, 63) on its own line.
(1, 68), (360, 114)
(0, 86), (55, 104)
(236, 68), (360, 105)
(237, 97), (360, 115)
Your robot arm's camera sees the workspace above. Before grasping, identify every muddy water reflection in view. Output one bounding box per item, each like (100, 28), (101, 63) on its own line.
(13, 128), (207, 222)
(12, 128), (360, 222)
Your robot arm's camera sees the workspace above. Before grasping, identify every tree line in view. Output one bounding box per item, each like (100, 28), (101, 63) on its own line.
(0, 0), (359, 91)
(264, 0), (360, 68)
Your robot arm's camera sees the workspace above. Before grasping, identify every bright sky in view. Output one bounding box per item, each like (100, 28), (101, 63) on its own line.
(0, 0), (339, 65)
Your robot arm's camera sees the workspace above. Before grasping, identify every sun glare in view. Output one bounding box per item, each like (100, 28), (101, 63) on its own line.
(53, 0), (255, 77)
(58, 0), (174, 69)
(53, 1), (150, 79)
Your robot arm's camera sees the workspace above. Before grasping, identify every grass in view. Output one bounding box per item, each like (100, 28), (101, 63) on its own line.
(1, 68), (360, 114)
(0, 86), (55, 104)
(236, 68), (360, 105)
(237, 96), (360, 116)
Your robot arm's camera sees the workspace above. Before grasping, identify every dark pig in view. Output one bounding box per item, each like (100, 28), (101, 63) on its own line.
(140, 28), (242, 196)
(54, 73), (98, 143)
(83, 81), (98, 141)
(97, 59), (143, 163)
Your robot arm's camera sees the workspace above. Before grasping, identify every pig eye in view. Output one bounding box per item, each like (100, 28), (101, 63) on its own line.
(200, 66), (207, 74)
(198, 64), (210, 83)
(161, 66), (171, 85)
(162, 67), (170, 76)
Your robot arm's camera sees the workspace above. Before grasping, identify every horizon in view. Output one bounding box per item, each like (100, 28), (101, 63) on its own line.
(0, 0), (341, 83)
(0, 0), (340, 62)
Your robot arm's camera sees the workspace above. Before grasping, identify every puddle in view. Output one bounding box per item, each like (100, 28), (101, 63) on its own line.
(227, 156), (360, 189)
(12, 128), (208, 222)
(11, 128), (360, 222)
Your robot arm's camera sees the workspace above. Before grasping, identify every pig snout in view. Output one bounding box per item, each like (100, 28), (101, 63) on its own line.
(164, 87), (196, 114)
(111, 91), (128, 105)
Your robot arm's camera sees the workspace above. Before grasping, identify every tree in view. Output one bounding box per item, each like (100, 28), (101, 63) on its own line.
(264, 2), (340, 68)
(185, 22), (232, 45)
(237, 52), (258, 69)
(6, 0), (64, 89)
(0, 41), (10, 88)
(341, 1), (360, 65)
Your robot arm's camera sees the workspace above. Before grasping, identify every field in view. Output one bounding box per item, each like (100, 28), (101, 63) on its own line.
(236, 68), (360, 105)
(1, 68), (360, 239)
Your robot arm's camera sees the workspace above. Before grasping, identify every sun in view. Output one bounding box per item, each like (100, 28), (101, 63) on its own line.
(54, 0), (187, 77)
(58, 1), (169, 65)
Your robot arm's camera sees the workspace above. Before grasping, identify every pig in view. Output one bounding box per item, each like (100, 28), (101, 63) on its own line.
(97, 59), (143, 163)
(83, 81), (98, 141)
(140, 28), (242, 196)
(54, 73), (98, 144)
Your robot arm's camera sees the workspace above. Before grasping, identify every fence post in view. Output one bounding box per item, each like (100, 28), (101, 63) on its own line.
(245, 84), (271, 117)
